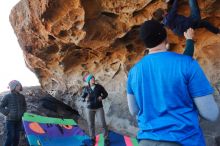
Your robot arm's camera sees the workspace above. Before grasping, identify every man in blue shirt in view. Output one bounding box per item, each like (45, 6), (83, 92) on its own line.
(152, 0), (220, 36)
(127, 20), (219, 146)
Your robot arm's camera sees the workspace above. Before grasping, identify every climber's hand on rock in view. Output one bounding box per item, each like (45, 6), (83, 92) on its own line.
(184, 28), (194, 40)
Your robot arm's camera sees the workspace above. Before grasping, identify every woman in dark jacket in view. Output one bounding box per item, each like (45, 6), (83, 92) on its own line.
(81, 74), (109, 146)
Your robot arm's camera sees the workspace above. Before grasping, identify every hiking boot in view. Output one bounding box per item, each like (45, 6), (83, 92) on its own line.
(104, 138), (110, 146)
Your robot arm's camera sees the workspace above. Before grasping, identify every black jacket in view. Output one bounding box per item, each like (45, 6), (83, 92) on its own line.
(0, 92), (26, 121)
(81, 84), (108, 109)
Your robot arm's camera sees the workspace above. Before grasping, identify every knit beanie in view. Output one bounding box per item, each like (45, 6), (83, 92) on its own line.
(83, 74), (94, 83)
(8, 80), (22, 91)
(140, 19), (167, 48)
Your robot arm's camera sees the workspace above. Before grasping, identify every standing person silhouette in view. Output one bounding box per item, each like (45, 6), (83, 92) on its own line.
(81, 74), (109, 146)
(0, 80), (27, 146)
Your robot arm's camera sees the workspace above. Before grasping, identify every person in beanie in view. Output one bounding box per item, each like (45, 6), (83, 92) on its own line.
(152, 0), (220, 36)
(81, 74), (109, 146)
(0, 80), (27, 146)
(127, 20), (219, 146)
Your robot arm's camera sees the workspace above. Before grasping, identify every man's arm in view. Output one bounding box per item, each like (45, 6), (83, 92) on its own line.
(183, 28), (194, 57)
(0, 96), (10, 116)
(193, 94), (219, 121)
(127, 94), (139, 116)
(187, 59), (219, 121)
(127, 71), (139, 116)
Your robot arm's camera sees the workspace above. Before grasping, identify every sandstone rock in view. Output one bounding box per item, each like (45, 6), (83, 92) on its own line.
(9, 0), (220, 145)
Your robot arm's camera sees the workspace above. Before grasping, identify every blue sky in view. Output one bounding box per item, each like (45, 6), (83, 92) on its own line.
(0, 0), (39, 92)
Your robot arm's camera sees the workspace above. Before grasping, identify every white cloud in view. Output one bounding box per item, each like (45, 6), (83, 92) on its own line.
(0, 0), (40, 92)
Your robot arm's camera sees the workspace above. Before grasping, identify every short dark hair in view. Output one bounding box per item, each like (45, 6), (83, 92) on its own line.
(140, 20), (167, 48)
(152, 8), (165, 22)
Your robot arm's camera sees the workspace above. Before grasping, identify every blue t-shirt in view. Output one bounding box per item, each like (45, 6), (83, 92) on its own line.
(127, 52), (213, 146)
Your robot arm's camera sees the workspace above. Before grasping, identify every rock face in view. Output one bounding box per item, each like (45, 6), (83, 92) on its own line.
(9, 0), (220, 145)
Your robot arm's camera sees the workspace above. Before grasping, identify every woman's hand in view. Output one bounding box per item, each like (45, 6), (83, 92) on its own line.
(98, 96), (102, 101)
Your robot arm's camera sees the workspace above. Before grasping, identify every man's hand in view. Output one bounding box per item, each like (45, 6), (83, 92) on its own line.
(184, 28), (194, 40)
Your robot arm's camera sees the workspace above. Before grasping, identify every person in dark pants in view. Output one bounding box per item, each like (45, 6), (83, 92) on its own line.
(81, 74), (109, 146)
(152, 0), (220, 36)
(0, 80), (27, 146)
